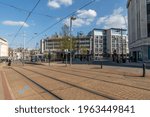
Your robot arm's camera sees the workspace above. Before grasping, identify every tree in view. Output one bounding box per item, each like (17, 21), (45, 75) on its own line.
(80, 46), (88, 55)
(61, 24), (70, 37)
(51, 32), (59, 38)
(60, 37), (70, 51)
(44, 53), (48, 59)
(59, 24), (76, 51)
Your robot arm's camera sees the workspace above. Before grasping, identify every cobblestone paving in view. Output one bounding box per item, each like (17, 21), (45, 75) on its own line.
(24, 65), (150, 100)
(4, 69), (59, 100)
(2, 63), (150, 100)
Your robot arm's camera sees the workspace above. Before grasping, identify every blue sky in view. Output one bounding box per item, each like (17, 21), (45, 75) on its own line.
(0, 0), (127, 49)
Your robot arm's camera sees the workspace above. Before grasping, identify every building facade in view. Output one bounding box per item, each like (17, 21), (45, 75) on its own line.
(40, 28), (128, 61)
(89, 29), (105, 60)
(76, 35), (91, 55)
(0, 37), (8, 59)
(107, 28), (129, 56)
(127, 0), (150, 62)
(89, 28), (128, 60)
(9, 48), (35, 61)
(40, 37), (62, 54)
(40, 36), (91, 54)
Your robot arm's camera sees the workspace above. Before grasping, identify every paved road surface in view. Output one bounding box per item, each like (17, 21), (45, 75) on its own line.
(1, 62), (150, 100)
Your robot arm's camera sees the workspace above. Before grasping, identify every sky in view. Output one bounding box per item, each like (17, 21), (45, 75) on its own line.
(0, 0), (128, 49)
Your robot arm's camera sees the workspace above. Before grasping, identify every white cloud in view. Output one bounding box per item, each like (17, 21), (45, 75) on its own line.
(2, 20), (29, 27)
(77, 9), (97, 18)
(48, 1), (60, 8)
(64, 9), (97, 27)
(96, 7), (127, 29)
(48, 0), (72, 9)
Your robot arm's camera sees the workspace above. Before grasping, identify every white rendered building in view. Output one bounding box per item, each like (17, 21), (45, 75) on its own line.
(0, 37), (8, 59)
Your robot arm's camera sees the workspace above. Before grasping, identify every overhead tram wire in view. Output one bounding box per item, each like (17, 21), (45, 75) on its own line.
(0, 1), (28, 12)
(10, 0), (41, 46)
(26, 0), (96, 47)
(0, 1), (55, 19)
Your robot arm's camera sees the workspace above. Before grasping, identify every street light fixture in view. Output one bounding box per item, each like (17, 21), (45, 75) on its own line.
(69, 16), (76, 65)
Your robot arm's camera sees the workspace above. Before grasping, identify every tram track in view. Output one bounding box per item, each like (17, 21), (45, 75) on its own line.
(17, 66), (150, 99)
(11, 67), (63, 100)
(11, 67), (115, 100)
(33, 65), (150, 92)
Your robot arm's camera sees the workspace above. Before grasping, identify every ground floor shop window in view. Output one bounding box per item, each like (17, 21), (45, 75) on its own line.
(138, 51), (143, 61)
(148, 46), (150, 59)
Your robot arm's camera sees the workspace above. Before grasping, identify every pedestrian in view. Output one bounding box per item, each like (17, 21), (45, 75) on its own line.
(8, 59), (11, 66)
(129, 56), (132, 62)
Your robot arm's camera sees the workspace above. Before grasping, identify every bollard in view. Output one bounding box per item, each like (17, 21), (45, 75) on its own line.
(143, 63), (146, 77)
(66, 53), (67, 67)
(100, 61), (103, 69)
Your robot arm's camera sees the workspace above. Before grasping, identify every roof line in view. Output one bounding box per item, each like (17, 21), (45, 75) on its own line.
(0, 37), (7, 42)
(127, 0), (131, 8)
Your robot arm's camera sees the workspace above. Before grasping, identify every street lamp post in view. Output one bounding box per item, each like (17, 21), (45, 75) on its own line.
(64, 49), (68, 66)
(120, 28), (127, 63)
(69, 16), (76, 65)
(121, 28), (124, 62)
(23, 31), (25, 66)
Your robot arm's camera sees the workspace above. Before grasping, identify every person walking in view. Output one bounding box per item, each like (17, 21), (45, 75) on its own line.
(8, 59), (11, 66)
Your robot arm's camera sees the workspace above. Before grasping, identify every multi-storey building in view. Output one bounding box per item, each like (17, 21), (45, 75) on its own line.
(89, 28), (128, 60)
(40, 37), (61, 54)
(40, 28), (128, 61)
(76, 34), (91, 55)
(88, 29), (105, 60)
(9, 48), (31, 61)
(40, 36), (91, 54)
(40, 36), (91, 61)
(127, 0), (150, 62)
(107, 28), (129, 56)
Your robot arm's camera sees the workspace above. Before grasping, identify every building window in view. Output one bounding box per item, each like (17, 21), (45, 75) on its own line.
(147, 4), (150, 15)
(147, 23), (150, 37)
(147, 4), (150, 37)
(112, 44), (115, 48)
(138, 51), (143, 61)
(148, 46), (150, 59)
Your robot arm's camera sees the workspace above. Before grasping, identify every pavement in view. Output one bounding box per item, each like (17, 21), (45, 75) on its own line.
(0, 71), (4, 99)
(41, 60), (150, 73)
(0, 63), (14, 100)
(23, 59), (150, 69)
(35, 60), (150, 78)
(1, 61), (150, 100)
(0, 63), (5, 99)
(70, 58), (150, 69)
(20, 64), (150, 99)
(94, 61), (150, 69)
(4, 68), (58, 100)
